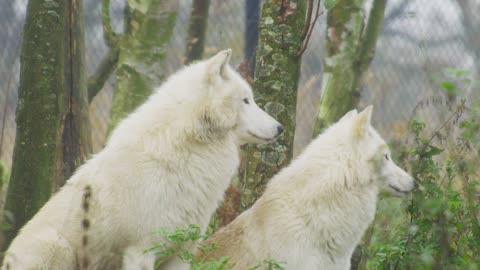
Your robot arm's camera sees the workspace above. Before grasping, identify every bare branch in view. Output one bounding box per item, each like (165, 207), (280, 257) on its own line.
(101, 0), (117, 47)
(87, 0), (121, 103)
(301, 0), (314, 40)
(87, 48), (119, 102)
(297, 0), (323, 56)
(355, 0), (387, 73)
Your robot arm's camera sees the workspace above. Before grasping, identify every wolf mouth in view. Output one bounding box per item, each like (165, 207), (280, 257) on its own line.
(388, 184), (410, 195)
(248, 131), (273, 142)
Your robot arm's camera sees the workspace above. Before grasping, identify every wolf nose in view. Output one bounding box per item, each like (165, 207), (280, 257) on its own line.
(414, 179), (420, 189)
(276, 125), (284, 136)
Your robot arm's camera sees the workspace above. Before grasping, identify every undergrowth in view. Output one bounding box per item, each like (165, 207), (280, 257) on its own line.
(367, 70), (480, 269)
(147, 224), (285, 270)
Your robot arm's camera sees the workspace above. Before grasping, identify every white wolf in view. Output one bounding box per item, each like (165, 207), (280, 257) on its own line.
(197, 106), (417, 270)
(2, 49), (283, 270)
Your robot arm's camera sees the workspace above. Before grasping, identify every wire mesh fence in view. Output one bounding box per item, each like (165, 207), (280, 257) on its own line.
(1, 0), (479, 169)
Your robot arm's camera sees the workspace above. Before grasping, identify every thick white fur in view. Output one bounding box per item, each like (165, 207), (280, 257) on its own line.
(1, 50), (282, 270)
(199, 106), (416, 270)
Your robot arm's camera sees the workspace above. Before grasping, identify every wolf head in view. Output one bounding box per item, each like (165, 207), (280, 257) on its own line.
(344, 106), (417, 197)
(199, 49), (283, 144)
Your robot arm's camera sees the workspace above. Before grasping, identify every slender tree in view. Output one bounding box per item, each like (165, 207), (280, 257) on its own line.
(310, 1), (387, 268)
(240, 0), (307, 210)
(4, 0), (91, 248)
(313, 0), (386, 136)
(108, 0), (178, 131)
(185, 0), (210, 64)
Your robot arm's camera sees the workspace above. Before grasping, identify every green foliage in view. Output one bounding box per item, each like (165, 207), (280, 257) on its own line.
(324, 0), (337, 10)
(147, 225), (285, 270)
(367, 106), (480, 269)
(365, 69), (480, 269)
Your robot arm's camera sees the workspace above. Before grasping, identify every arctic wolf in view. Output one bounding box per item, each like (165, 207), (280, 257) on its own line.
(198, 106), (417, 270)
(2, 49), (283, 270)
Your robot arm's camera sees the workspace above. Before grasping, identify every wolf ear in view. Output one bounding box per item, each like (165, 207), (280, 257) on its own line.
(353, 105), (373, 139)
(339, 109), (358, 122)
(207, 49), (232, 81)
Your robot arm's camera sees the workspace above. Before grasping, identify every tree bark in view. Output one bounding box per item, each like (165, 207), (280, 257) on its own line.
(306, 1), (387, 267)
(108, 0), (178, 131)
(87, 0), (120, 103)
(313, 0), (386, 136)
(240, 0), (306, 210)
(185, 0), (210, 64)
(61, 0), (92, 189)
(4, 0), (91, 248)
(244, 0), (262, 76)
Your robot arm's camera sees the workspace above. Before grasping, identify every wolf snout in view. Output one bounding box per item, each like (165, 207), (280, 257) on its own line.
(414, 179), (420, 189)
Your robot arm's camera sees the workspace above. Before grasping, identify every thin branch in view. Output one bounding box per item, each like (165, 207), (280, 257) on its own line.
(300, 0), (314, 40)
(355, 0), (386, 74)
(297, 0), (323, 56)
(427, 102), (465, 145)
(101, 0), (117, 47)
(87, 0), (121, 103)
(87, 48), (119, 102)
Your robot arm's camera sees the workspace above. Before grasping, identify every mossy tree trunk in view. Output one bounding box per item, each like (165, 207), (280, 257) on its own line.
(3, 0), (91, 249)
(62, 0), (92, 189)
(108, 0), (178, 131)
(313, 0), (386, 135)
(311, 1), (387, 268)
(240, 0), (307, 210)
(185, 0), (210, 64)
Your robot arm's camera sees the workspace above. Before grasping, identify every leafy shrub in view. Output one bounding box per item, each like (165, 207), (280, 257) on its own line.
(367, 98), (480, 269)
(147, 224), (285, 270)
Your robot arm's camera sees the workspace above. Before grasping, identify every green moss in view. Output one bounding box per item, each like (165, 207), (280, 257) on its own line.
(109, 1), (177, 132)
(4, 0), (68, 247)
(240, 0), (306, 210)
(313, 0), (384, 136)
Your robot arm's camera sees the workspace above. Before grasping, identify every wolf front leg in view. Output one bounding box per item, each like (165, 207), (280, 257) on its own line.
(122, 246), (156, 270)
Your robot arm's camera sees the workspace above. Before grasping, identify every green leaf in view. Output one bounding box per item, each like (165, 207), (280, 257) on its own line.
(445, 67), (470, 77)
(423, 146), (444, 158)
(324, 0), (337, 9)
(440, 81), (456, 93)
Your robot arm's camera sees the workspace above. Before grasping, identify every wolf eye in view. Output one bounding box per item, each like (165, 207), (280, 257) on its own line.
(385, 154), (390, 161)
(243, 98), (249, 104)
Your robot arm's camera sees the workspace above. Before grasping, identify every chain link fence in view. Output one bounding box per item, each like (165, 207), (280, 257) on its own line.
(1, 0), (479, 169)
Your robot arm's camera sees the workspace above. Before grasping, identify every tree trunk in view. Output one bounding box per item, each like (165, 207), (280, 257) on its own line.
(185, 0), (210, 64)
(313, 0), (386, 136)
(306, 1), (387, 267)
(108, 0), (178, 131)
(240, 0), (306, 210)
(3, 0), (91, 248)
(244, 0), (262, 76)
(61, 0), (92, 190)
